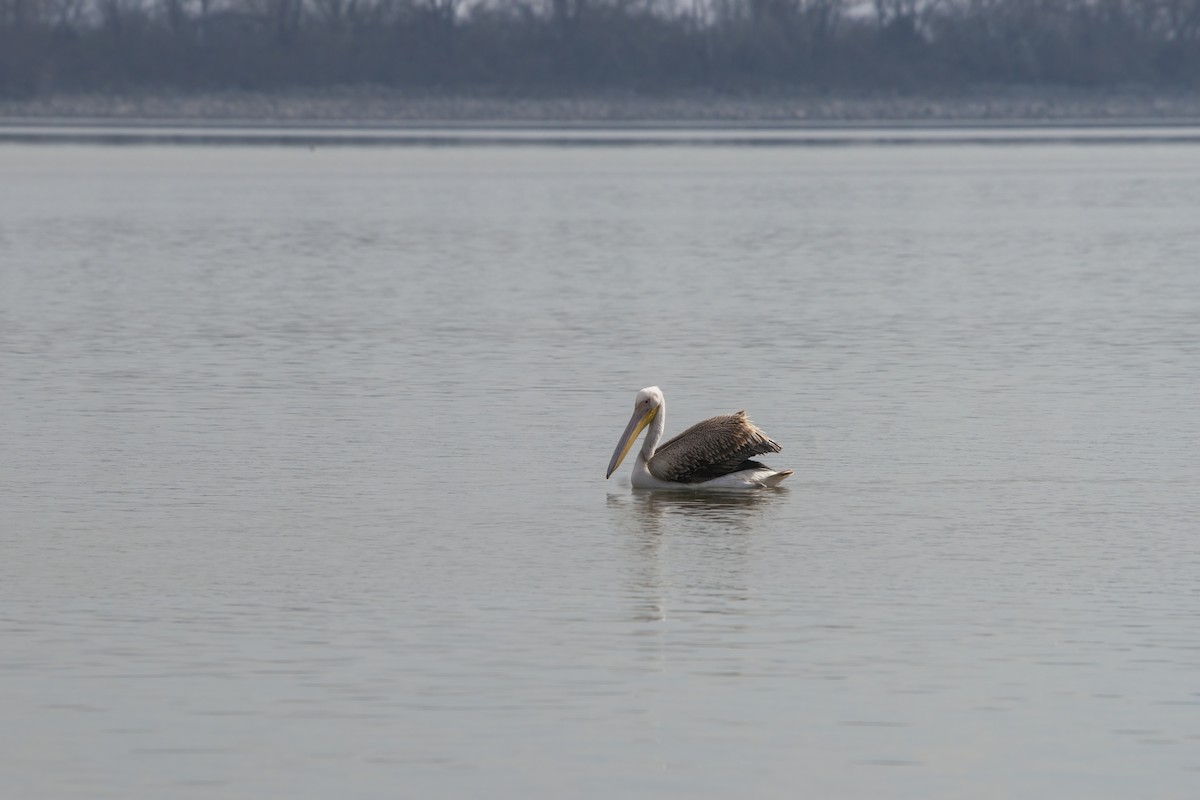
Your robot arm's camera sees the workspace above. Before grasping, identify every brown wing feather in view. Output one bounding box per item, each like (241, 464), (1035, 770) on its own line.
(647, 411), (782, 484)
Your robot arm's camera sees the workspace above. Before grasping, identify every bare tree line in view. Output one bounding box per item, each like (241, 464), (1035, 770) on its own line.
(2, 0), (1199, 96)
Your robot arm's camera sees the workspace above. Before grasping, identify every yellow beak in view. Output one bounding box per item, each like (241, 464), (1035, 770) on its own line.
(606, 406), (657, 479)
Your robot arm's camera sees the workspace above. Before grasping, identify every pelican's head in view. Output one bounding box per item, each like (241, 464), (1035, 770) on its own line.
(633, 385), (664, 409)
(606, 386), (664, 479)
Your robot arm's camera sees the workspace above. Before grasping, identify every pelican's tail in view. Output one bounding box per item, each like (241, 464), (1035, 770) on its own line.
(761, 470), (794, 488)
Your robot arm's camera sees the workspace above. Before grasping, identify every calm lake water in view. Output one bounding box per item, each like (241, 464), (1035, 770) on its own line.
(3, 137), (1199, 798)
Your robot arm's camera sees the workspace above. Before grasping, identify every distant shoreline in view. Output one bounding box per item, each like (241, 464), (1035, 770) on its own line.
(5, 123), (1200, 148)
(4, 86), (1200, 127)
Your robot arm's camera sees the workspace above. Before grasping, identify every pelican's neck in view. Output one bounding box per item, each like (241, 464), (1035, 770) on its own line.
(640, 403), (666, 461)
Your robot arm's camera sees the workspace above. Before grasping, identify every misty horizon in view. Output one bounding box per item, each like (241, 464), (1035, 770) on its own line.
(3, 0), (1200, 99)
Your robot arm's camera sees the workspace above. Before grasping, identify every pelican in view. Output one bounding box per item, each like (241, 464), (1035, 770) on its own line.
(606, 386), (794, 490)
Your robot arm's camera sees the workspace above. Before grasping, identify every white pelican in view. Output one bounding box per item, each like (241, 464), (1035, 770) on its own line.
(606, 386), (794, 490)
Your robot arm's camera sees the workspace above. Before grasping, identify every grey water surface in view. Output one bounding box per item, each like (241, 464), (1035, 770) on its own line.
(3, 139), (1199, 799)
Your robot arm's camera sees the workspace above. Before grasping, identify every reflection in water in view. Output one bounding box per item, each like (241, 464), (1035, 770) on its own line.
(633, 487), (778, 521)
(607, 487), (781, 534)
(607, 489), (788, 641)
